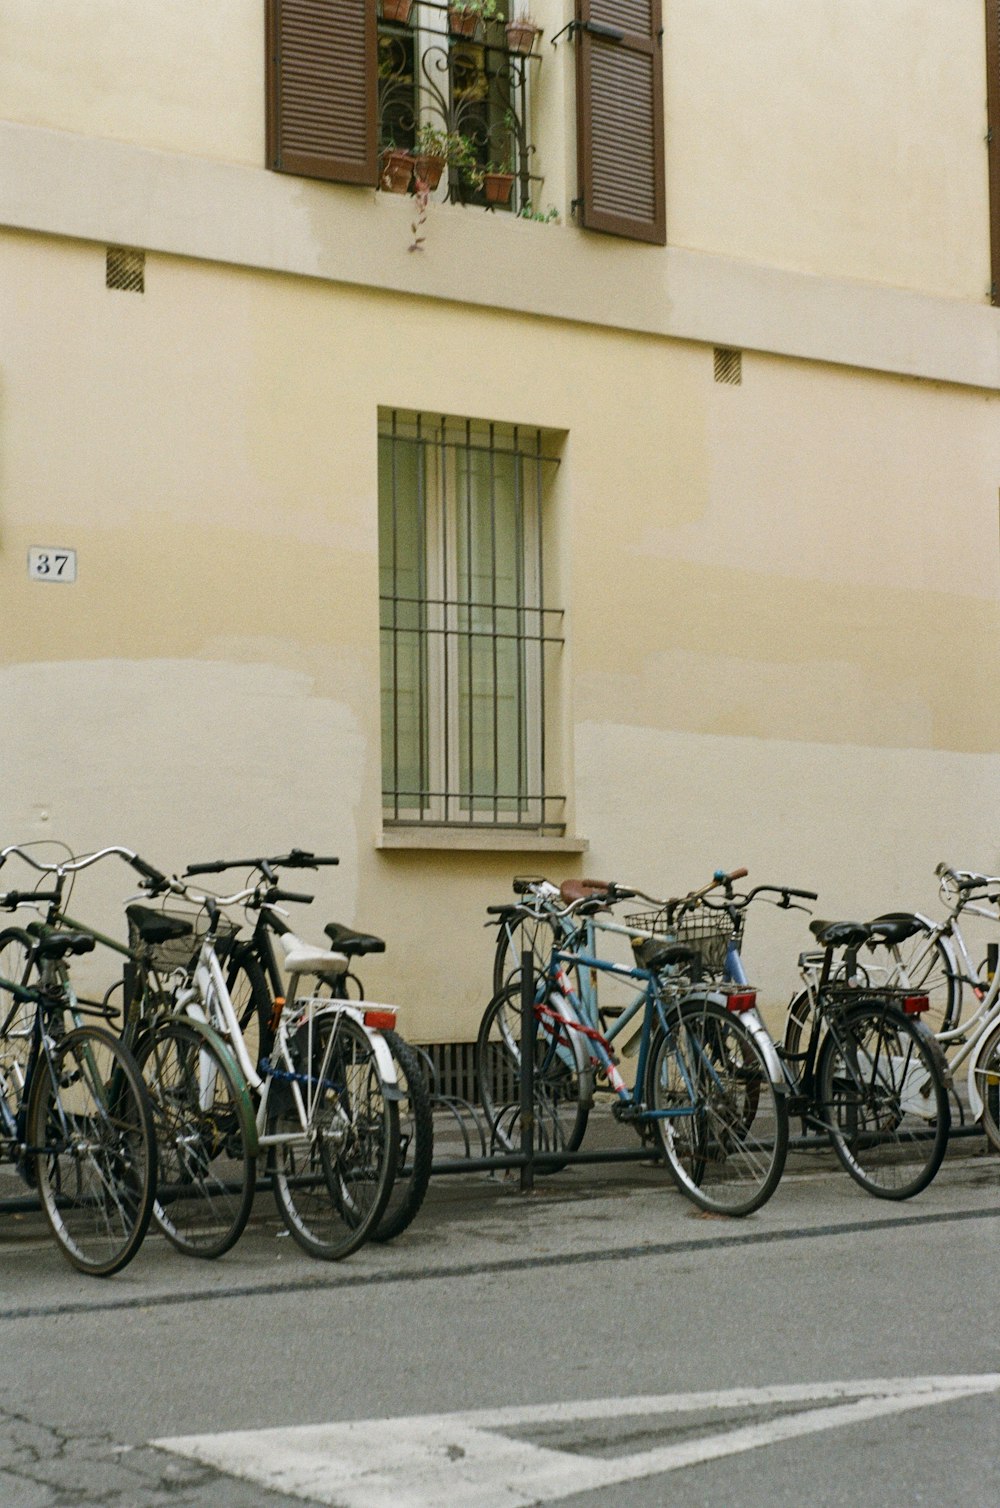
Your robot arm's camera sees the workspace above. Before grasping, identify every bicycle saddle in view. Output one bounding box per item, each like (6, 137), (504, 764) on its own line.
(633, 939), (701, 976)
(33, 930), (96, 961)
(279, 931), (348, 980)
(559, 879), (610, 904)
(809, 920), (871, 949)
(323, 922), (385, 956)
(867, 914), (926, 947)
(125, 904), (193, 945)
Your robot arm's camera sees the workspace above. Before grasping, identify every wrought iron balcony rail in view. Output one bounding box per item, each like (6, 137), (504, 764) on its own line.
(378, 1), (542, 212)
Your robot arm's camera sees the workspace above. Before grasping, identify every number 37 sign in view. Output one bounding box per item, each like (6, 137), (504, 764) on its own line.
(28, 547), (77, 583)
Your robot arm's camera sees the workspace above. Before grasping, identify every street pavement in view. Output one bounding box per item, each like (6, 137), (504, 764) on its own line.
(0, 1123), (997, 1506)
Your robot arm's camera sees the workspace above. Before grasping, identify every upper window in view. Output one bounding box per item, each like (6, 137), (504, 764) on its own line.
(378, 411), (564, 832)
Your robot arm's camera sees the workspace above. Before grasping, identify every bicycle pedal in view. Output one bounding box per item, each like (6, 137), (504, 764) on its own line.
(612, 1102), (642, 1124)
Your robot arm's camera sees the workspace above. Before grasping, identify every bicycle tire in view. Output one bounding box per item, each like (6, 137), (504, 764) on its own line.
(135, 1018), (256, 1259)
(492, 911), (560, 998)
(817, 1000), (949, 1199)
(475, 981), (591, 1165)
(370, 1029), (433, 1243)
(870, 914), (960, 1035)
(646, 998), (788, 1217)
(28, 1024), (156, 1276)
(970, 1014), (1000, 1153)
(782, 988), (813, 1059)
(221, 941), (272, 1069)
(268, 1011), (398, 1260)
(0, 928), (40, 1089)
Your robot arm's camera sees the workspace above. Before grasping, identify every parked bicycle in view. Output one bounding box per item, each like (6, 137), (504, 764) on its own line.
(476, 880), (789, 1217)
(0, 860), (156, 1275)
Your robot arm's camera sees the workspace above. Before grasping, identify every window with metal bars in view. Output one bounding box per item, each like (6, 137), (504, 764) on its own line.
(379, 411), (564, 831)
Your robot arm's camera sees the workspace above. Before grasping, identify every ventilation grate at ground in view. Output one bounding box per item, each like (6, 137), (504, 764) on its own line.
(713, 347), (742, 385)
(418, 1041), (478, 1102)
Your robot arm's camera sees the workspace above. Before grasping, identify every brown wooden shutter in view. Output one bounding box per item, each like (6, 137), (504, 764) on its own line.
(575, 0), (665, 244)
(988, 0), (1000, 304)
(266, 0), (377, 186)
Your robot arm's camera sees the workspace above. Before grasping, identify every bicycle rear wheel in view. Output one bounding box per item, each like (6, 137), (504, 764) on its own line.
(969, 1015), (1000, 1153)
(646, 999), (788, 1217)
(475, 982), (591, 1165)
(370, 1029), (433, 1243)
(0, 928), (39, 1089)
(28, 1025), (156, 1276)
(135, 1019), (256, 1259)
(870, 915), (959, 1035)
(817, 1001), (949, 1199)
(268, 1012), (398, 1260)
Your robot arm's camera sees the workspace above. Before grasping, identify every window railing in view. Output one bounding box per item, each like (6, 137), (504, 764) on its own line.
(377, 1), (542, 213)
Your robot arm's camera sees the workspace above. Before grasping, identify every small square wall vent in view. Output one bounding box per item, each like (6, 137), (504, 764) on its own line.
(714, 347), (742, 385)
(106, 246), (145, 293)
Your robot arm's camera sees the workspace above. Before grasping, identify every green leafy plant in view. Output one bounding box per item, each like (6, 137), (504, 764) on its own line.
(518, 202), (559, 223)
(451, 0), (503, 17)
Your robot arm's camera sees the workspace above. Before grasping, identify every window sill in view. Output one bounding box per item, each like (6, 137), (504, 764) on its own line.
(377, 828), (589, 854)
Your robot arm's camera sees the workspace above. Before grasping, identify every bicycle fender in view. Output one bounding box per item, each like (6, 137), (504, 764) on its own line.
(678, 988), (786, 1088)
(310, 1003), (401, 1093)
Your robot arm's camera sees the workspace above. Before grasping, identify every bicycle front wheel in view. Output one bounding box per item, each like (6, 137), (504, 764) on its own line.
(370, 1029), (433, 1243)
(28, 1025), (156, 1276)
(135, 1019), (256, 1259)
(970, 1014), (1000, 1153)
(475, 982), (591, 1165)
(818, 1001), (949, 1199)
(646, 999), (788, 1217)
(268, 1012), (398, 1260)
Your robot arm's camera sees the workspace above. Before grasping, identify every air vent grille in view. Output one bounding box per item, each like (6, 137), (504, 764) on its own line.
(714, 347), (742, 385)
(106, 247), (145, 293)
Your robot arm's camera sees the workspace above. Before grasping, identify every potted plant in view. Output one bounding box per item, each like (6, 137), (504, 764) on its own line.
(448, 0), (501, 39)
(380, 142), (414, 193)
(412, 124), (451, 191)
(483, 167), (515, 205)
(505, 5), (539, 55)
(381, 0), (413, 22)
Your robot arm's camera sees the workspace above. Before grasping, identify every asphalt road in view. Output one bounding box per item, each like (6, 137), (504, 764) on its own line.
(0, 1129), (997, 1506)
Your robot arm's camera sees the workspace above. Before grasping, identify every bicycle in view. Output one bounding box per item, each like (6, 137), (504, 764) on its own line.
(476, 882), (789, 1217)
(0, 843), (258, 1260)
(129, 862), (401, 1260)
(180, 849), (433, 1244)
(0, 879), (156, 1275)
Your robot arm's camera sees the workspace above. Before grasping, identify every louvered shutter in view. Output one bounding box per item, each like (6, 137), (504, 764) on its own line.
(575, 0), (665, 244)
(988, 1), (1000, 304)
(266, 0), (377, 186)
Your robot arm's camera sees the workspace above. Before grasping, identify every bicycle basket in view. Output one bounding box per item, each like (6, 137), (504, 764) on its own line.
(625, 906), (738, 976)
(126, 907), (239, 976)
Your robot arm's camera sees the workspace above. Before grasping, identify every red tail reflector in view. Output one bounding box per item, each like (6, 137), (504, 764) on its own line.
(363, 1007), (397, 1031)
(725, 990), (757, 1013)
(902, 995), (929, 1015)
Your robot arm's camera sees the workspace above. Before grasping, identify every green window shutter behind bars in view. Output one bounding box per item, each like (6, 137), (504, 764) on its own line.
(266, 0), (377, 186)
(575, 0), (666, 244)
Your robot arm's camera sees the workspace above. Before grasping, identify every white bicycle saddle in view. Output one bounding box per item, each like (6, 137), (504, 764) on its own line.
(278, 930), (349, 981)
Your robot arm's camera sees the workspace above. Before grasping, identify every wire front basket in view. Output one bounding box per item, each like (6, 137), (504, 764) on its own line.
(625, 904), (740, 977)
(126, 907), (239, 977)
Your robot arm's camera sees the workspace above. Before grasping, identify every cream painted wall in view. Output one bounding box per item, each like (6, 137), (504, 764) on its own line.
(2, 228), (999, 1034)
(0, 2), (992, 299)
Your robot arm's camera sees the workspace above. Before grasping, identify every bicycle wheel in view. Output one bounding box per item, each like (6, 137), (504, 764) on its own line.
(268, 1011), (398, 1260)
(970, 1015), (1000, 1153)
(221, 942), (272, 1069)
(28, 1024), (156, 1276)
(782, 988), (813, 1058)
(871, 915), (959, 1034)
(475, 982), (591, 1164)
(135, 1019), (256, 1259)
(817, 1001), (949, 1199)
(0, 928), (39, 1086)
(492, 911), (559, 998)
(646, 999), (788, 1217)
(370, 1029), (433, 1243)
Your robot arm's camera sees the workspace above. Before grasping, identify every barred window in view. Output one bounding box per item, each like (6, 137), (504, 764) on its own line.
(379, 411), (564, 831)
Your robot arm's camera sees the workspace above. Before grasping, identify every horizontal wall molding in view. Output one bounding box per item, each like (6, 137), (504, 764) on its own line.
(2, 120), (999, 391)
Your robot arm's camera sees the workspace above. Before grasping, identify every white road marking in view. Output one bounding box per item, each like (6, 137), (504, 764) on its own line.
(155, 1374), (1000, 1507)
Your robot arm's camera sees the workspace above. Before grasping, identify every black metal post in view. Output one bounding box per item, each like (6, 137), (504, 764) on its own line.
(519, 950), (535, 1192)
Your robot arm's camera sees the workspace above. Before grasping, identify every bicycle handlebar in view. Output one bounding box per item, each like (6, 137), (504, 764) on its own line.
(935, 861), (1000, 894)
(184, 849), (339, 878)
(0, 889), (61, 909)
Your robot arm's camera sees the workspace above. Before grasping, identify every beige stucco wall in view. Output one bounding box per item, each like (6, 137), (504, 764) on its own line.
(0, 1), (992, 299)
(2, 224), (999, 1033)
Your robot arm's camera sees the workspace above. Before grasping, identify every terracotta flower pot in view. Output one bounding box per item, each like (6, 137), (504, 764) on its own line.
(448, 7), (479, 38)
(380, 149), (414, 194)
(381, 0), (413, 22)
(413, 153), (446, 191)
(483, 171), (514, 206)
(505, 20), (538, 55)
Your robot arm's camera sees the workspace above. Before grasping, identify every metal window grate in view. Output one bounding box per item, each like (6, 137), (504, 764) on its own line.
(379, 410), (565, 832)
(106, 247), (145, 293)
(713, 347), (742, 385)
